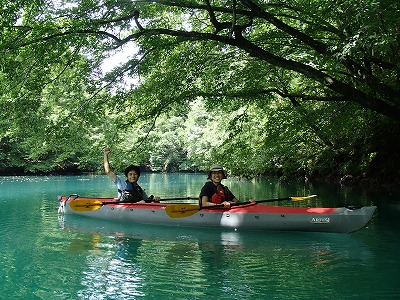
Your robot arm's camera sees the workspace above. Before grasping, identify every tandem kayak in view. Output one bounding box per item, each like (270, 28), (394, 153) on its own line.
(58, 195), (376, 233)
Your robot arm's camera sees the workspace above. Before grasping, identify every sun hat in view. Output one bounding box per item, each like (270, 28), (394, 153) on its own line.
(207, 164), (227, 179)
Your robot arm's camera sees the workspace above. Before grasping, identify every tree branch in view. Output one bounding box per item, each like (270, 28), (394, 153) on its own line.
(239, 0), (329, 54)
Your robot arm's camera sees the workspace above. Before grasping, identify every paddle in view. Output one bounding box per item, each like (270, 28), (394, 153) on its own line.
(164, 195), (317, 218)
(69, 197), (198, 212)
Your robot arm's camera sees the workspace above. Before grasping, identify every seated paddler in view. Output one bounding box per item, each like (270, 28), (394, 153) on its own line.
(103, 147), (160, 203)
(199, 164), (241, 208)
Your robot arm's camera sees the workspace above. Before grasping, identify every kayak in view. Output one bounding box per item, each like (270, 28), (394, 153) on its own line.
(58, 195), (376, 233)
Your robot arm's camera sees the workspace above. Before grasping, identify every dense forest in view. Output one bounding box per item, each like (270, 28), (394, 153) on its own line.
(1, 0), (399, 187)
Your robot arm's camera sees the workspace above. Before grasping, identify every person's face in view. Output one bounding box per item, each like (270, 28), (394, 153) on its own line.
(126, 170), (139, 184)
(210, 170), (224, 184)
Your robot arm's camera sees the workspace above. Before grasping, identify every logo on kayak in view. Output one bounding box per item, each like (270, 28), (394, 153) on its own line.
(310, 217), (330, 224)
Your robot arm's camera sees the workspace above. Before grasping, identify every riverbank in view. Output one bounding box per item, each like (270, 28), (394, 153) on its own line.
(313, 174), (400, 191)
(1, 167), (399, 191)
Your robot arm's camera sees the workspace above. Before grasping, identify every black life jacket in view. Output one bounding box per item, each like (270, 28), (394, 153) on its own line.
(118, 181), (144, 202)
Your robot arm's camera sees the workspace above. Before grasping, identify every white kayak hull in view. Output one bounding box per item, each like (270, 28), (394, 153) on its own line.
(58, 196), (376, 233)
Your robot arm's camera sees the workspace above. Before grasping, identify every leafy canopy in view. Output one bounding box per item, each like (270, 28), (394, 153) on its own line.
(0, 0), (399, 180)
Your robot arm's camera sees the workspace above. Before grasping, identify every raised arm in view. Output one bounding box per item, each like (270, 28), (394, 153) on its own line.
(103, 147), (116, 181)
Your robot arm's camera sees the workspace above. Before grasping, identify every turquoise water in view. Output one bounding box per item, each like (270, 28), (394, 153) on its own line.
(0, 174), (399, 299)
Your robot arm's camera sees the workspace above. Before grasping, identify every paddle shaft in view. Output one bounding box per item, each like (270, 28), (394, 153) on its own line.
(207, 196), (297, 209)
(100, 196), (198, 206)
(235, 196), (292, 206)
(68, 196), (199, 212)
(164, 195), (316, 218)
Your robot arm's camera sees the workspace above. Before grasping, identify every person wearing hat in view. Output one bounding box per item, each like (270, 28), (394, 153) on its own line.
(103, 147), (160, 202)
(199, 164), (240, 208)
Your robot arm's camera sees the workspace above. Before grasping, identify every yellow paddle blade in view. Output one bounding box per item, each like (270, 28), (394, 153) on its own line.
(290, 195), (317, 201)
(69, 200), (104, 212)
(164, 204), (201, 218)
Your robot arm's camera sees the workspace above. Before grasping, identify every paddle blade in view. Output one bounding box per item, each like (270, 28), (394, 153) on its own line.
(69, 200), (104, 212)
(290, 195), (317, 201)
(164, 204), (201, 218)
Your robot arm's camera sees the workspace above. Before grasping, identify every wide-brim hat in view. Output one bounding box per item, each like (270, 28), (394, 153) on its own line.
(207, 164), (227, 179)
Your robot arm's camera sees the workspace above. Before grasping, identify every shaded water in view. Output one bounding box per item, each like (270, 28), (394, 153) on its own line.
(0, 174), (399, 299)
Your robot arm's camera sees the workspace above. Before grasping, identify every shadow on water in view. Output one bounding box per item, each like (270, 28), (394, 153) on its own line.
(58, 213), (374, 265)
(55, 214), (384, 299)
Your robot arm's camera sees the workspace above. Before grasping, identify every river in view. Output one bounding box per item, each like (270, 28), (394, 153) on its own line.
(0, 174), (399, 299)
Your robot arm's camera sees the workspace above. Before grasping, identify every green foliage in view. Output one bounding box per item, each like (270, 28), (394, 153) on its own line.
(0, 0), (399, 185)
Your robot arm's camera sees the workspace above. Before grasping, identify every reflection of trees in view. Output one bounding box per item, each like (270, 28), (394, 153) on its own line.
(194, 231), (374, 299)
(144, 173), (204, 201)
(58, 214), (373, 299)
(135, 239), (206, 298)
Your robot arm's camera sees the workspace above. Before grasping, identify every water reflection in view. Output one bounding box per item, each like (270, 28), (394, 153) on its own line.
(1, 174), (398, 299)
(57, 214), (376, 299)
(78, 240), (146, 299)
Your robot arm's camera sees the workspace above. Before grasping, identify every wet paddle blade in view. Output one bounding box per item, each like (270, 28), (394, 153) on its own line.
(164, 204), (201, 218)
(290, 195), (317, 201)
(69, 200), (104, 212)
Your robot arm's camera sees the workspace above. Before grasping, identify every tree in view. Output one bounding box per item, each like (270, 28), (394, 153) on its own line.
(1, 0), (399, 181)
(3, 0), (399, 119)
